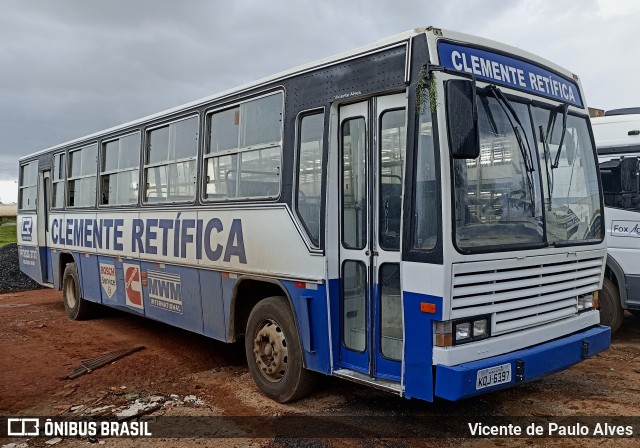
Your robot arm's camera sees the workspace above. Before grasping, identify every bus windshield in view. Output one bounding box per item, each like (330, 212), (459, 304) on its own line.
(452, 90), (602, 252)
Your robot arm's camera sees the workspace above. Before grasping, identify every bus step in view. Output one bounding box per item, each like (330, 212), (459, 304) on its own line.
(333, 369), (402, 395)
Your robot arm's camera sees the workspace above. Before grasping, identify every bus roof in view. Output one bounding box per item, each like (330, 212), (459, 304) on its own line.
(20, 28), (419, 161)
(606, 107), (640, 116)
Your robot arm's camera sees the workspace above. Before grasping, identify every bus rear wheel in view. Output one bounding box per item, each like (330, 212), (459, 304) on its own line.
(245, 296), (316, 403)
(62, 262), (94, 320)
(599, 277), (623, 334)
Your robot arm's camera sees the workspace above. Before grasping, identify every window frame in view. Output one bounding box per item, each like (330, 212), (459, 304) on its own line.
(99, 130), (142, 207)
(403, 83), (443, 265)
(67, 142), (98, 209)
(51, 151), (66, 210)
(378, 106), (407, 252)
(18, 160), (38, 211)
(142, 113), (200, 206)
(202, 90), (284, 203)
(293, 107), (326, 249)
(340, 115), (368, 251)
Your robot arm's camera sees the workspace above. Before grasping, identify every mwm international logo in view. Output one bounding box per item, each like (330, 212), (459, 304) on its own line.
(147, 270), (183, 313)
(21, 217), (33, 242)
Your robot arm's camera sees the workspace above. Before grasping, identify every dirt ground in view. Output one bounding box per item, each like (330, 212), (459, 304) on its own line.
(1, 289), (639, 448)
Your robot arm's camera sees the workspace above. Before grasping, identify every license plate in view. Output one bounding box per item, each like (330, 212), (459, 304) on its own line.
(476, 363), (512, 390)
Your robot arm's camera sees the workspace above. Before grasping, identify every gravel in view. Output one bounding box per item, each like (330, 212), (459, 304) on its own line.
(0, 243), (44, 293)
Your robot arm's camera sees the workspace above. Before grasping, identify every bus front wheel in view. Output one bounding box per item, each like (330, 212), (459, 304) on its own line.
(62, 262), (93, 320)
(245, 296), (316, 403)
(599, 277), (623, 334)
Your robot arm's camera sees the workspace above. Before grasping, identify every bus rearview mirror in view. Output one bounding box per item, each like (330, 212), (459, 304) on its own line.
(446, 79), (480, 159)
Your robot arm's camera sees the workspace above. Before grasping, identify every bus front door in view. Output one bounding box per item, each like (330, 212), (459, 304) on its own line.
(338, 93), (406, 382)
(39, 170), (53, 283)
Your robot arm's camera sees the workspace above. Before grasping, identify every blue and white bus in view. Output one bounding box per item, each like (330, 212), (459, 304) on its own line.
(17, 27), (609, 403)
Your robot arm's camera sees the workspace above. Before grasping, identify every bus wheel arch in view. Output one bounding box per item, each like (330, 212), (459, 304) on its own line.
(61, 260), (94, 320)
(231, 277), (299, 341)
(58, 252), (76, 290)
(601, 263), (624, 334)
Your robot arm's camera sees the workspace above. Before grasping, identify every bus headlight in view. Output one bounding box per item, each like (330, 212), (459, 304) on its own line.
(473, 319), (488, 338)
(435, 316), (491, 347)
(578, 293), (595, 312)
(455, 322), (471, 342)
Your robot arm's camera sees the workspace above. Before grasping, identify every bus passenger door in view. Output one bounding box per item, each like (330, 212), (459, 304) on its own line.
(39, 170), (53, 284)
(338, 93), (406, 383)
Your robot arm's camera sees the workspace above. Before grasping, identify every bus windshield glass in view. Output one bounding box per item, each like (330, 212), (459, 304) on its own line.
(533, 108), (602, 245)
(452, 90), (602, 252)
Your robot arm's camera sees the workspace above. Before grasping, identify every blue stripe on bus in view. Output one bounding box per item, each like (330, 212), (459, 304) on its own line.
(403, 291), (443, 402)
(434, 325), (610, 400)
(80, 254), (101, 304)
(282, 280), (331, 374)
(17, 244), (43, 284)
(40, 248), (331, 374)
(201, 270), (229, 342)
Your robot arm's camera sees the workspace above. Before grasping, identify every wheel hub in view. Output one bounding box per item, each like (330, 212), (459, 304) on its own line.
(253, 319), (288, 382)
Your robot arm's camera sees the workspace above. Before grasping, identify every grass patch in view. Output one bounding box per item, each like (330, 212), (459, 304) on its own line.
(0, 224), (17, 247)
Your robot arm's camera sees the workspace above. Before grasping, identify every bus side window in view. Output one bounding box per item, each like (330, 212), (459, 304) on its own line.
(412, 110), (438, 250)
(144, 116), (198, 203)
(204, 92), (283, 201)
(67, 144), (97, 208)
(18, 161), (38, 211)
(379, 109), (406, 251)
(101, 132), (140, 206)
(296, 111), (324, 246)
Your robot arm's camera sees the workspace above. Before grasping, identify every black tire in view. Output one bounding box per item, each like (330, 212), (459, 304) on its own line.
(62, 262), (93, 320)
(245, 296), (316, 403)
(599, 277), (623, 334)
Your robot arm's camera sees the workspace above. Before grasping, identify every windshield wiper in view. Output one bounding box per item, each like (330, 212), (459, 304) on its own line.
(551, 103), (569, 169)
(539, 125), (554, 211)
(487, 86), (535, 173)
(487, 85), (536, 216)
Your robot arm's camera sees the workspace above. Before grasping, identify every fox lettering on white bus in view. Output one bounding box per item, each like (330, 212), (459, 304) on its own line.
(611, 221), (640, 237)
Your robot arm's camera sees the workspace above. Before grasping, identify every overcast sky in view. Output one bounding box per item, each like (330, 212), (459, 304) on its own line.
(1, 0), (639, 201)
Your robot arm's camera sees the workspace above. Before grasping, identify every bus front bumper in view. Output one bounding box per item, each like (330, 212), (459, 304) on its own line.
(434, 325), (610, 401)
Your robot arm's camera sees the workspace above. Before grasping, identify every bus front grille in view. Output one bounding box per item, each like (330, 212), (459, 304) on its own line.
(450, 251), (605, 335)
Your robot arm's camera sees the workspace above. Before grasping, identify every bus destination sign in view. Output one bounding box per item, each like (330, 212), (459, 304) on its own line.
(437, 41), (583, 107)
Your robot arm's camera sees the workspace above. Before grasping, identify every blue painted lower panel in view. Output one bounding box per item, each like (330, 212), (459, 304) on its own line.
(41, 246), (52, 283)
(141, 261), (204, 334)
(200, 270), (227, 341)
(20, 248), (332, 374)
(403, 291), (442, 401)
(282, 280), (331, 374)
(17, 245), (43, 284)
(435, 325), (611, 401)
(80, 254), (101, 303)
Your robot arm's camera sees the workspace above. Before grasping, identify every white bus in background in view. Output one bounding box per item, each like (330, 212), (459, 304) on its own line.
(593, 109), (640, 332)
(17, 27), (610, 403)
